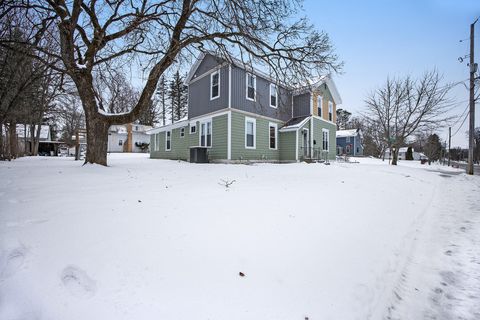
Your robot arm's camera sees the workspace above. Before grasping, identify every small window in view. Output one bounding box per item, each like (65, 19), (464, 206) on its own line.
(245, 117), (256, 148)
(246, 73), (256, 101)
(180, 127), (185, 137)
(322, 129), (329, 151)
(210, 71), (220, 100)
(165, 131), (171, 151)
(269, 83), (277, 108)
(118, 139), (123, 146)
(269, 123), (277, 149)
(317, 95), (323, 117)
(200, 121), (212, 147)
(346, 136), (351, 143)
(190, 124), (196, 134)
(135, 126), (139, 131)
(328, 101), (333, 121)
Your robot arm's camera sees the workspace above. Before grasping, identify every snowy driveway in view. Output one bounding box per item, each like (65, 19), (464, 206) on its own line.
(0, 155), (479, 320)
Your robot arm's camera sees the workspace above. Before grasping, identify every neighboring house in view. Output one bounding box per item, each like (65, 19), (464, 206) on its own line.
(108, 123), (152, 153)
(384, 147), (427, 160)
(15, 124), (64, 155)
(336, 128), (363, 156)
(148, 53), (342, 162)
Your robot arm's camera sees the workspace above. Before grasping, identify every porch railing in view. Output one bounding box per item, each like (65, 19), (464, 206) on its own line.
(300, 147), (329, 161)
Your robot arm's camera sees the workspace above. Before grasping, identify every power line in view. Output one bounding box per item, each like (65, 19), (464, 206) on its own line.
(451, 110), (469, 137)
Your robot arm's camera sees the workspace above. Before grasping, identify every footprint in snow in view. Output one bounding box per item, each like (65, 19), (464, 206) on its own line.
(0, 244), (28, 281)
(61, 265), (97, 298)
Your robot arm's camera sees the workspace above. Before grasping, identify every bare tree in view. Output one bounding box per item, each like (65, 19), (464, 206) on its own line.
(364, 70), (453, 165)
(1, 0), (341, 166)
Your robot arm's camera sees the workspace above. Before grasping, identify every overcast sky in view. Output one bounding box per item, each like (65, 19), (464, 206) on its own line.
(304, 0), (479, 147)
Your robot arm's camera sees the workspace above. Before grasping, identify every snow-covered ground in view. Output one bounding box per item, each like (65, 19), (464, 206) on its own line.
(1, 154), (479, 320)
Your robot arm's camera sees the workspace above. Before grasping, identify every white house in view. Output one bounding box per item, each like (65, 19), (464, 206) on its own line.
(108, 123), (152, 153)
(384, 147), (427, 160)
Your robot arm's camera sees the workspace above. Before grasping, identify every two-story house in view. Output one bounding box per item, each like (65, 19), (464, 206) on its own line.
(148, 53), (342, 162)
(336, 129), (363, 156)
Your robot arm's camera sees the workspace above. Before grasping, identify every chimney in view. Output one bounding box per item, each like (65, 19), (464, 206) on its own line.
(127, 123), (133, 152)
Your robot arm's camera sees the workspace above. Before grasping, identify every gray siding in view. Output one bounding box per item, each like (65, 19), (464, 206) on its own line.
(192, 54), (223, 78)
(230, 66), (292, 122)
(293, 92), (311, 117)
(188, 65), (229, 118)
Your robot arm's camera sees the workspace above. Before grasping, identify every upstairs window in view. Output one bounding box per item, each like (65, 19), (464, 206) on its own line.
(200, 121), (212, 147)
(180, 127), (185, 137)
(118, 139), (123, 146)
(246, 73), (256, 101)
(270, 83), (277, 108)
(210, 71), (220, 100)
(269, 122), (277, 149)
(346, 136), (351, 143)
(245, 117), (256, 148)
(322, 129), (329, 151)
(165, 131), (171, 151)
(317, 95), (323, 117)
(328, 101), (333, 121)
(190, 124), (196, 134)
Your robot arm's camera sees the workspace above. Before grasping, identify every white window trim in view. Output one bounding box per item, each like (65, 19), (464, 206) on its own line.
(322, 128), (330, 151)
(317, 95), (323, 117)
(165, 130), (171, 151)
(268, 122), (278, 150)
(269, 83), (278, 108)
(328, 101), (333, 121)
(190, 124), (196, 134)
(245, 117), (256, 149)
(246, 73), (256, 101)
(199, 120), (213, 148)
(210, 70), (220, 100)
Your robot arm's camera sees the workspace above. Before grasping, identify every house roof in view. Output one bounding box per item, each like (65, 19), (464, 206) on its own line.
(279, 116), (310, 132)
(336, 129), (358, 138)
(146, 120), (189, 135)
(185, 52), (342, 105)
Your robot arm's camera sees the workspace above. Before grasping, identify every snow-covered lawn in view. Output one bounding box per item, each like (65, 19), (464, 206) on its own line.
(1, 154), (479, 320)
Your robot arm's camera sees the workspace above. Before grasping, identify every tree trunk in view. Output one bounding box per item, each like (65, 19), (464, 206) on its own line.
(8, 122), (17, 159)
(84, 113), (110, 166)
(33, 123), (42, 156)
(391, 147), (399, 165)
(0, 122), (4, 159)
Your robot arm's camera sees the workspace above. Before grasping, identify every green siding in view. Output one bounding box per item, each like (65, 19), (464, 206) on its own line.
(312, 117), (336, 160)
(150, 126), (189, 160)
(279, 131), (297, 161)
(208, 114), (228, 160)
(231, 111), (282, 161)
(150, 115), (227, 161)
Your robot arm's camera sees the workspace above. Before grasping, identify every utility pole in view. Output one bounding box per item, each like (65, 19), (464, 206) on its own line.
(467, 18), (478, 175)
(448, 127), (451, 166)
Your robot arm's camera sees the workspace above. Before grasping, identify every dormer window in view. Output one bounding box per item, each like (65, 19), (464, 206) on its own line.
(210, 71), (220, 100)
(270, 83), (277, 108)
(246, 73), (256, 101)
(317, 95), (323, 117)
(328, 101), (333, 121)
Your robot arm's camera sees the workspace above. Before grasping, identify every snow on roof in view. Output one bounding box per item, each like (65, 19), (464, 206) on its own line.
(147, 120), (189, 135)
(16, 125), (50, 140)
(336, 129), (358, 138)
